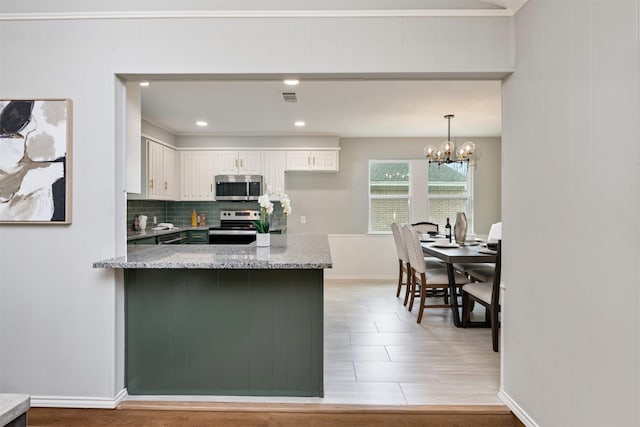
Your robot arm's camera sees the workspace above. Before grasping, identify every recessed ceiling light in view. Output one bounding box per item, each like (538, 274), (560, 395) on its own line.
(284, 79), (299, 86)
(294, 121), (306, 127)
(139, 81), (150, 87)
(196, 121), (208, 127)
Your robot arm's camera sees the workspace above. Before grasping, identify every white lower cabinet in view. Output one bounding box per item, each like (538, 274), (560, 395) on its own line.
(180, 151), (215, 200)
(286, 150), (339, 171)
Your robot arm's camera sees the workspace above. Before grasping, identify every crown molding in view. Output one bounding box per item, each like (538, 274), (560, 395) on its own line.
(0, 9), (515, 21)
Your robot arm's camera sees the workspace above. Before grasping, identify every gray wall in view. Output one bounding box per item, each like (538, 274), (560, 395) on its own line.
(502, 1), (640, 426)
(285, 137), (501, 235)
(0, 11), (513, 403)
(142, 119), (177, 146)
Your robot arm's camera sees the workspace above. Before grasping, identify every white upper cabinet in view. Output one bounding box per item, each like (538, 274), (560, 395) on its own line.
(262, 151), (287, 198)
(179, 151), (215, 200)
(147, 139), (178, 200)
(215, 151), (263, 175)
(286, 150), (339, 171)
(162, 147), (178, 200)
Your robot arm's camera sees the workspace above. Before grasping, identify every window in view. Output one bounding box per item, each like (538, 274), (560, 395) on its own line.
(368, 161), (411, 233)
(427, 162), (472, 233)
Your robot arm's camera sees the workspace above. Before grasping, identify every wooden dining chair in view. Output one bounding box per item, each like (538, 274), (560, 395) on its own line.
(461, 240), (502, 352)
(401, 225), (470, 323)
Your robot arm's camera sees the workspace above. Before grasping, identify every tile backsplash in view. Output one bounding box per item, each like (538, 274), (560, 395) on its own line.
(127, 200), (268, 231)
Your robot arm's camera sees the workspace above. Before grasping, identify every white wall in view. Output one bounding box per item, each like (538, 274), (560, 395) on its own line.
(501, 1), (639, 426)
(0, 10), (513, 405)
(326, 234), (397, 280)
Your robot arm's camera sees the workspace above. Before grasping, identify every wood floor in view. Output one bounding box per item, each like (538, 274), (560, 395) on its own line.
(28, 279), (514, 426)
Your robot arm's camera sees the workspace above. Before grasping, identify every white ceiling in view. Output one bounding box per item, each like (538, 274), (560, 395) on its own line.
(141, 79), (502, 138)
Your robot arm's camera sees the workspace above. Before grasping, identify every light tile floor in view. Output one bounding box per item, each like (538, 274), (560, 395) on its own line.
(321, 279), (501, 405)
(128, 279), (501, 406)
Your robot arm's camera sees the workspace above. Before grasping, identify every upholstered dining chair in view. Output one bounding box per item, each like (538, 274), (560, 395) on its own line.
(391, 222), (446, 306)
(454, 221), (501, 282)
(401, 224), (470, 323)
(411, 221), (439, 235)
(461, 240), (502, 352)
(391, 222), (411, 305)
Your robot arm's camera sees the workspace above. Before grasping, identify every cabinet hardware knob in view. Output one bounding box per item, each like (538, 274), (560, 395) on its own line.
(149, 179), (154, 189)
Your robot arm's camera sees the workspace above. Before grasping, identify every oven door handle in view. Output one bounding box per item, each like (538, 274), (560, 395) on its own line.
(159, 236), (186, 244)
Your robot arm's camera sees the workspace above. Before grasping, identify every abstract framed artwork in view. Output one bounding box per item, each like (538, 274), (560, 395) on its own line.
(0, 99), (72, 224)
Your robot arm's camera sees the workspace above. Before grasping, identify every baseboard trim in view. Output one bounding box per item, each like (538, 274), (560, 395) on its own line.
(324, 274), (396, 281)
(498, 389), (538, 427)
(31, 388), (128, 409)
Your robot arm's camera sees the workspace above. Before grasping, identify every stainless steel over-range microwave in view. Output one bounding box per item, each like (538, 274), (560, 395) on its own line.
(214, 175), (263, 201)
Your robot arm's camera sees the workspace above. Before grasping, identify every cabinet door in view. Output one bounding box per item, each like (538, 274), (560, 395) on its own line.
(238, 151), (263, 175)
(214, 151), (239, 175)
(163, 146), (178, 199)
(311, 151), (339, 171)
(180, 151), (215, 200)
(286, 151), (312, 171)
(147, 140), (164, 199)
(262, 151), (287, 196)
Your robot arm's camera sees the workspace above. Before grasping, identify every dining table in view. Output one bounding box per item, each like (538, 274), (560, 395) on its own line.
(421, 240), (497, 327)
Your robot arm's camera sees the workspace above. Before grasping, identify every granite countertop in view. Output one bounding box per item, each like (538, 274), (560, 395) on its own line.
(95, 234), (332, 270)
(0, 394), (29, 425)
(127, 226), (208, 241)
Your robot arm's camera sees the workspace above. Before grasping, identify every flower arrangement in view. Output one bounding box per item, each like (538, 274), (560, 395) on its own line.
(254, 189), (292, 234)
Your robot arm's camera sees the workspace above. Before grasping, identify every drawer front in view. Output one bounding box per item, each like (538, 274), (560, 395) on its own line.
(188, 230), (209, 244)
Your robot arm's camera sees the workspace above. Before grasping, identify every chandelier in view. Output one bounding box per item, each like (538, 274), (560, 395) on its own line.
(424, 114), (475, 165)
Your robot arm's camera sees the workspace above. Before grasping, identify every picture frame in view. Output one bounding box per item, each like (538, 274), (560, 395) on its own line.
(0, 99), (72, 224)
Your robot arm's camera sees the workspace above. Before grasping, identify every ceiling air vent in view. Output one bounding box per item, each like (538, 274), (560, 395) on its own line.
(281, 92), (298, 103)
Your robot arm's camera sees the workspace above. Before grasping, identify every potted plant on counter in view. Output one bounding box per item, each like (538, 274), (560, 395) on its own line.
(254, 190), (292, 247)
(255, 193), (273, 246)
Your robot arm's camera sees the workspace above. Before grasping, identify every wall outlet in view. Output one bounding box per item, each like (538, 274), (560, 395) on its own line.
(300, 215), (306, 224)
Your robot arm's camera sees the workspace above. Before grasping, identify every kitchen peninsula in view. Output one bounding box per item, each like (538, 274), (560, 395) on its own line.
(94, 234), (331, 397)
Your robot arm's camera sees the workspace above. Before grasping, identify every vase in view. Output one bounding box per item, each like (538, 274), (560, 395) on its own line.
(256, 233), (270, 247)
(454, 212), (467, 244)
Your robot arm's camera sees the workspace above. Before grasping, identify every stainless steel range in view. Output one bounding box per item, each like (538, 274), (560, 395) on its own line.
(208, 210), (259, 244)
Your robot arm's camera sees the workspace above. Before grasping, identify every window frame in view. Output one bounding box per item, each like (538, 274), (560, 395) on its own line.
(368, 160), (412, 234)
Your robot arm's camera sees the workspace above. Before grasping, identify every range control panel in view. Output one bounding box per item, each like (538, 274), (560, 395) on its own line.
(219, 210), (260, 220)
